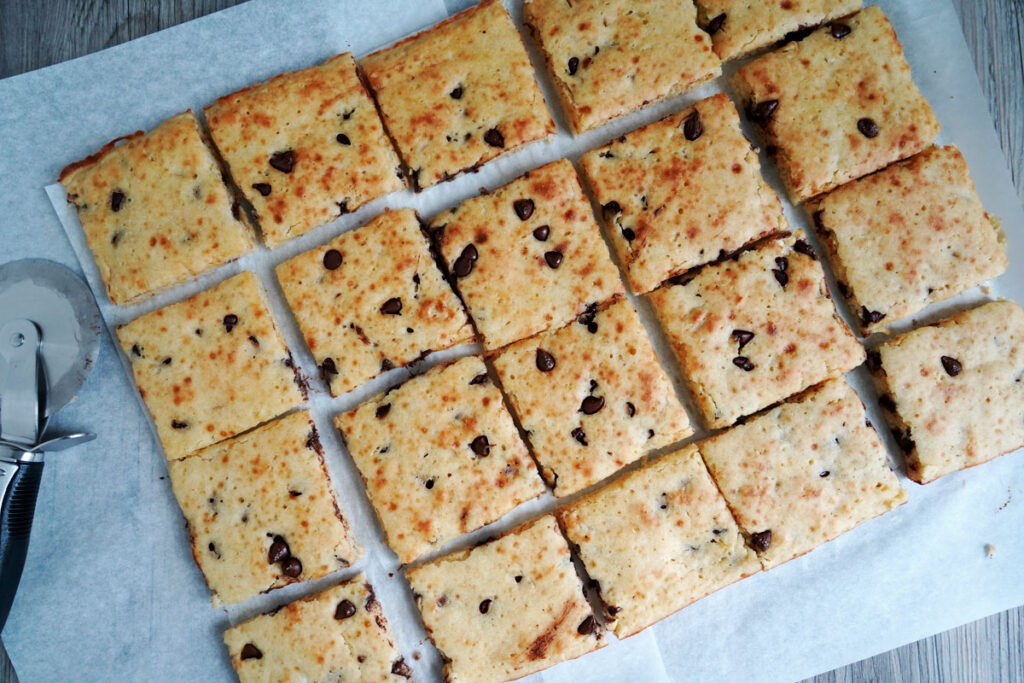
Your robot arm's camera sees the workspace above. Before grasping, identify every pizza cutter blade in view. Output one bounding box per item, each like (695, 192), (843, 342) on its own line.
(0, 259), (101, 632)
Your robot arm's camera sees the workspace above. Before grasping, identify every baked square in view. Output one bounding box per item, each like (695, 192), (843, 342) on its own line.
(732, 6), (940, 202)
(700, 378), (907, 569)
(869, 300), (1024, 484)
(492, 298), (692, 497)
(361, 0), (554, 190)
(696, 0), (862, 61)
(560, 444), (759, 638)
(336, 356), (545, 564)
(432, 158), (623, 350)
(407, 515), (603, 682)
(277, 209), (472, 396)
(647, 235), (863, 429)
(205, 52), (404, 247)
(223, 576), (410, 682)
(808, 146), (1008, 335)
(580, 93), (788, 294)
(523, 0), (721, 133)
(60, 111), (254, 304)
(167, 411), (359, 606)
(117, 271), (303, 459)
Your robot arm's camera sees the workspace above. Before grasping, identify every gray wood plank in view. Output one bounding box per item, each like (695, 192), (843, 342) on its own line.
(0, 1), (1021, 682)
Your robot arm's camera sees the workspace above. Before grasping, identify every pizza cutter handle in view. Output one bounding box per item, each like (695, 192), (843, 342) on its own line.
(0, 458), (43, 631)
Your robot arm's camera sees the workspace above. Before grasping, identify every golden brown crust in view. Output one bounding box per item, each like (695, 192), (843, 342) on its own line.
(117, 271), (303, 459)
(580, 93), (788, 293)
(60, 112), (255, 304)
(731, 6), (940, 202)
(647, 235), (864, 428)
(523, 0), (721, 133)
(167, 411), (360, 606)
(406, 515), (603, 682)
(276, 208), (472, 396)
(361, 0), (554, 189)
(432, 159), (624, 350)
(204, 52), (403, 247)
(700, 378), (907, 569)
(336, 356), (545, 564)
(807, 145), (1007, 334)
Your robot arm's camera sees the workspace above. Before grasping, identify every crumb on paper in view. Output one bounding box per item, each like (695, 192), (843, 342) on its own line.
(985, 544), (997, 559)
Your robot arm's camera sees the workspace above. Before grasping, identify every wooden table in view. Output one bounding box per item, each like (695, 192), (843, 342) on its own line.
(0, 1), (1021, 681)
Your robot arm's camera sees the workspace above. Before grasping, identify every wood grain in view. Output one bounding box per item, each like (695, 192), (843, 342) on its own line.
(0, 1), (1021, 682)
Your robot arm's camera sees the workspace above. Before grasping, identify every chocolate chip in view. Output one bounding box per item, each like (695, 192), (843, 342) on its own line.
(830, 23), (851, 39)
(941, 356), (962, 377)
(577, 615), (599, 635)
(731, 330), (755, 350)
(544, 251), (563, 269)
(376, 403), (391, 419)
(425, 478), (435, 489)
(381, 359), (394, 372)
(514, 575), (523, 583)
(602, 201), (622, 219)
(252, 183), (272, 196)
(749, 99), (779, 123)
(240, 644), (263, 660)
(450, 85), (464, 99)
(733, 356), (755, 371)
(335, 133), (351, 145)
(391, 659), (412, 678)
(536, 348), (556, 372)
(470, 435), (491, 457)
(568, 56), (580, 75)
(514, 199), (535, 220)
(775, 257), (788, 272)
(484, 128), (504, 148)
(860, 307), (886, 325)
(857, 118), (879, 138)
(682, 111), (703, 141)
(706, 13), (726, 35)
(220, 314), (238, 334)
(773, 268), (788, 288)
(579, 304), (599, 333)
(334, 599), (357, 620)
(131, 343), (142, 357)
(453, 244), (478, 278)
(171, 420), (188, 430)
(580, 395), (605, 415)
(470, 373), (489, 385)
(110, 190), (126, 212)
(269, 150), (295, 173)
(625, 402), (636, 417)
(323, 249), (343, 270)
(268, 536), (290, 564)
(162, 357), (173, 365)
(820, 471), (831, 478)
(479, 599), (492, 614)
(572, 427), (588, 446)
(380, 297), (403, 315)
(320, 357), (338, 382)
(533, 225), (550, 241)
(892, 428), (916, 453)
(750, 530), (772, 551)
(281, 557), (302, 577)
(794, 239), (817, 259)
(622, 227), (636, 241)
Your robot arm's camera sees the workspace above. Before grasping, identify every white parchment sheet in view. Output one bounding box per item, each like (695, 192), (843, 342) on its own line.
(0, 0), (1021, 681)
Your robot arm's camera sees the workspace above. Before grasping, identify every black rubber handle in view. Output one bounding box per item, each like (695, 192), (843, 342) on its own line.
(0, 459), (43, 632)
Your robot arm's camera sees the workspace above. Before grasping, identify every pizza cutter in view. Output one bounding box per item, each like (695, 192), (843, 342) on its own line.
(0, 259), (101, 631)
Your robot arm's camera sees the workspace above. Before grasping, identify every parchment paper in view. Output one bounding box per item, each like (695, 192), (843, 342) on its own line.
(0, 0), (1021, 681)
